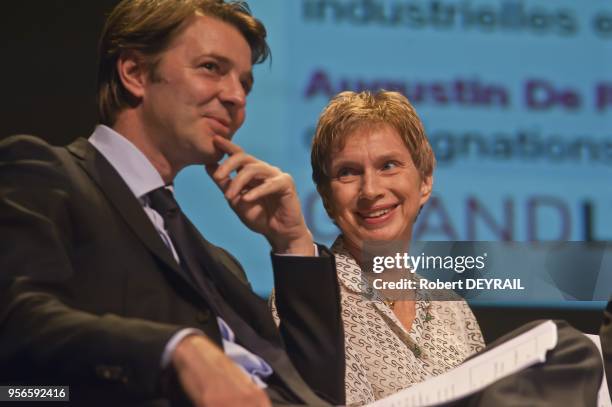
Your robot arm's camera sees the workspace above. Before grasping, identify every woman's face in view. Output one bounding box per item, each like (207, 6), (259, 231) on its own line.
(326, 124), (432, 254)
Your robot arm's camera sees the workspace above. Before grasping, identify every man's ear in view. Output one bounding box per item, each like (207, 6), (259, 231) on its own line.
(116, 51), (148, 101)
(419, 174), (433, 206)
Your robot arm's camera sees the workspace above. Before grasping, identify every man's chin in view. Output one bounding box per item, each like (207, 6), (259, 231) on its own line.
(192, 136), (226, 165)
(212, 148), (227, 163)
(199, 148), (226, 166)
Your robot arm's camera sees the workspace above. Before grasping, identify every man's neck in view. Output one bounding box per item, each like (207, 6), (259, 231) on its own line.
(112, 113), (177, 184)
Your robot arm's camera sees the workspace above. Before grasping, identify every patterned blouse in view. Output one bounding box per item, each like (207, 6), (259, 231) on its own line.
(271, 236), (485, 406)
(329, 236), (485, 406)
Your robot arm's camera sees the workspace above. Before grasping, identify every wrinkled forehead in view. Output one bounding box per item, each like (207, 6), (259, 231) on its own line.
(329, 121), (400, 155)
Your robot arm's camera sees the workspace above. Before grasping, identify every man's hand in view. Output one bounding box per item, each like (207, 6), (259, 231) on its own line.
(172, 334), (271, 407)
(206, 135), (314, 256)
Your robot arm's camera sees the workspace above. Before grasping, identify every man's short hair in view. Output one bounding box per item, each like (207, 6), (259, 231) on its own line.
(97, 0), (270, 126)
(311, 90), (436, 207)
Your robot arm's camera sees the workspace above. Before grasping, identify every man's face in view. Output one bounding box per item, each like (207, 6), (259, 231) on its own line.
(140, 14), (253, 168)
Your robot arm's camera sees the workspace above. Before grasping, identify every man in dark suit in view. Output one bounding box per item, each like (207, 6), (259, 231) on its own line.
(0, 1), (343, 406)
(602, 299), (612, 396)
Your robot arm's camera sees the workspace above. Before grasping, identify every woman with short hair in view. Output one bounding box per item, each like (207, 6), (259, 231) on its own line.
(274, 90), (484, 406)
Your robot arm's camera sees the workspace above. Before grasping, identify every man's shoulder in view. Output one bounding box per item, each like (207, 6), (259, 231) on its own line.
(0, 134), (87, 164)
(0, 135), (91, 191)
(1, 134), (56, 158)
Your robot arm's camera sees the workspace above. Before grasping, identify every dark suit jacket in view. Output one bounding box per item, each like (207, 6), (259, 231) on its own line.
(601, 300), (611, 396)
(442, 319), (604, 407)
(0, 135), (344, 406)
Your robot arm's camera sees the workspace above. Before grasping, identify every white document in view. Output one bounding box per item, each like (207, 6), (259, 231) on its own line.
(367, 320), (558, 407)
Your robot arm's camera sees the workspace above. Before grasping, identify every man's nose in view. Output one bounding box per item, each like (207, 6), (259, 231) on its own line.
(220, 74), (247, 110)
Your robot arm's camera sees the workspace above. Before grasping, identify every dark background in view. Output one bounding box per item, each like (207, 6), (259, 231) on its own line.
(0, 1), (606, 342)
(0, 0), (120, 145)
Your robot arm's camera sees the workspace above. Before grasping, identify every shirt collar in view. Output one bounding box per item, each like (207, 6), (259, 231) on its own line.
(332, 235), (432, 304)
(88, 124), (166, 199)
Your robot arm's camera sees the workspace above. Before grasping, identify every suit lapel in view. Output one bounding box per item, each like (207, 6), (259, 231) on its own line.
(181, 220), (326, 405)
(182, 217), (281, 337)
(66, 138), (190, 282)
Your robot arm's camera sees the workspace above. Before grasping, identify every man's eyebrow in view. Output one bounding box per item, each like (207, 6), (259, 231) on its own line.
(198, 53), (254, 91)
(200, 52), (230, 63)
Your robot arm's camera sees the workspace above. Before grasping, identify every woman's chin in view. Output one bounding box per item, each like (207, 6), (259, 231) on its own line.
(360, 229), (408, 244)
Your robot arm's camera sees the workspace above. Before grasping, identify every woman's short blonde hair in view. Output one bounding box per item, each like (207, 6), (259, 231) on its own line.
(311, 90), (436, 207)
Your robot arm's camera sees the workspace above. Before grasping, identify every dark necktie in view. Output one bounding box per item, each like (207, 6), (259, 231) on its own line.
(147, 190), (287, 356)
(146, 187), (328, 405)
(147, 186), (265, 323)
(147, 187), (210, 292)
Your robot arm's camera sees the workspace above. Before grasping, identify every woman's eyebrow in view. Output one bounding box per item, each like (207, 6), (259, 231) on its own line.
(330, 158), (361, 169)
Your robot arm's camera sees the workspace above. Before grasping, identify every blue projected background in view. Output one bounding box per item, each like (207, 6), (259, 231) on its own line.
(174, 0), (612, 300)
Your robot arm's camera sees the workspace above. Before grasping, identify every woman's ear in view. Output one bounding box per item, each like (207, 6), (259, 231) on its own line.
(116, 51), (148, 101)
(317, 184), (335, 219)
(419, 174), (433, 206)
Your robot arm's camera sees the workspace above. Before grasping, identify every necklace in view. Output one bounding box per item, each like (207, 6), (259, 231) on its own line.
(383, 299), (395, 310)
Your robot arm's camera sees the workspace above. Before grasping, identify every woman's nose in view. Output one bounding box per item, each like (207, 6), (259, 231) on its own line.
(359, 171), (384, 200)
